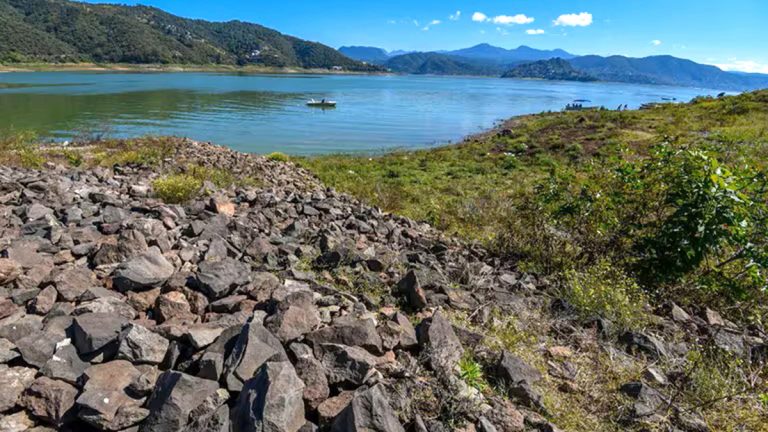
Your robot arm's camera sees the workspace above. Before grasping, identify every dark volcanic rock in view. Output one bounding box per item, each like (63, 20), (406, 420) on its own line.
(330, 384), (405, 432)
(140, 371), (220, 432)
(397, 270), (428, 310)
(196, 258), (251, 299)
(72, 312), (128, 355)
(40, 343), (89, 385)
(20, 376), (78, 426)
(0, 365), (37, 412)
(223, 321), (288, 392)
(113, 247), (175, 292)
(418, 311), (463, 375)
(265, 290), (321, 342)
(232, 361), (306, 432)
(117, 323), (170, 365)
(306, 315), (383, 354)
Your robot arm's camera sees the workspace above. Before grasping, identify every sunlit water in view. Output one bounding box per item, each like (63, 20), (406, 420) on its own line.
(0, 72), (725, 155)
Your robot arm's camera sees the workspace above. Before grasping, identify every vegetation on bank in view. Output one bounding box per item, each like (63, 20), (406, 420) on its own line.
(299, 92), (768, 430)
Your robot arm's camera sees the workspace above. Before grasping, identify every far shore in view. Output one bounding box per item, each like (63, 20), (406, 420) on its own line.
(0, 62), (391, 75)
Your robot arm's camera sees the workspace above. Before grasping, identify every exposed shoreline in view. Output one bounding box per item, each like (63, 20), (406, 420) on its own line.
(0, 62), (390, 75)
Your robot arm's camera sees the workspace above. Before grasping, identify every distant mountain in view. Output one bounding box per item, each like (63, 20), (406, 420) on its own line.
(569, 55), (768, 90)
(338, 46), (390, 64)
(385, 52), (507, 76)
(0, 0), (379, 71)
(447, 44), (576, 63)
(503, 58), (597, 82)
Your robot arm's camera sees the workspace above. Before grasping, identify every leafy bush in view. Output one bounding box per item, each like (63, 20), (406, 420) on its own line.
(152, 174), (202, 204)
(564, 260), (648, 330)
(266, 152), (290, 162)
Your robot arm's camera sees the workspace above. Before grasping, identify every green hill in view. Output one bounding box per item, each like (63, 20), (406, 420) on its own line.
(0, 0), (379, 71)
(385, 52), (506, 76)
(502, 58), (597, 82)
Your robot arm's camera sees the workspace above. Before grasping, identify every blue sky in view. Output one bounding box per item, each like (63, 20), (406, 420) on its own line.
(81, 0), (768, 73)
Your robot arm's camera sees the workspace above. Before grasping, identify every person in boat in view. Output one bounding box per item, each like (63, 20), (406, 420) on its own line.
(321, 98), (326, 104)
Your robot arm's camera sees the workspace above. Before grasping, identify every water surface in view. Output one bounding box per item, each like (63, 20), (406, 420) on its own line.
(0, 72), (724, 154)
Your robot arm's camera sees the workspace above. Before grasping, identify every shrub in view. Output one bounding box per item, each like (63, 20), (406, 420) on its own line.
(458, 352), (488, 392)
(152, 174), (202, 204)
(266, 152), (290, 162)
(563, 260), (648, 330)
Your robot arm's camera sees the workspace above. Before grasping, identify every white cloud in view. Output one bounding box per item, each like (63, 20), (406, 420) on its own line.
(496, 27), (510, 36)
(553, 12), (593, 27)
(526, 29), (545, 35)
(472, 12), (488, 22)
(651, 39), (662, 46)
(714, 60), (768, 74)
(449, 11), (461, 21)
(430, 20), (441, 25)
(387, 20), (397, 25)
(492, 14), (534, 25)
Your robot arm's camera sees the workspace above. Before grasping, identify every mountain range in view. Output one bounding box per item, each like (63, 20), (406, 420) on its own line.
(0, 0), (379, 71)
(339, 44), (768, 91)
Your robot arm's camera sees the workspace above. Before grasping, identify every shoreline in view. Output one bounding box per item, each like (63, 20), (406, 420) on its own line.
(0, 62), (390, 75)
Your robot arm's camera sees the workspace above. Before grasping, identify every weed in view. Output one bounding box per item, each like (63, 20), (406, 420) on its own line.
(266, 152), (290, 162)
(152, 174), (202, 204)
(458, 352), (488, 392)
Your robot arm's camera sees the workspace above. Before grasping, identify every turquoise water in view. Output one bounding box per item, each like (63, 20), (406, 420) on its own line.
(0, 72), (724, 155)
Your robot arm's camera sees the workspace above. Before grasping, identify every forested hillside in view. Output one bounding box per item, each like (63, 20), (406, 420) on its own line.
(0, 0), (378, 70)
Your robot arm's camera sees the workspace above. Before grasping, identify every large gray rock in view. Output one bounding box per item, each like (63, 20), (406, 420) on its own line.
(495, 351), (544, 411)
(53, 266), (97, 301)
(117, 323), (169, 365)
(315, 343), (379, 386)
(397, 270), (427, 310)
(0, 365), (37, 412)
(330, 384), (405, 432)
(289, 343), (330, 409)
(265, 291), (321, 342)
(0, 258), (22, 286)
(113, 247), (175, 292)
(0, 337), (20, 363)
(232, 361), (306, 432)
(40, 342), (89, 385)
(196, 258), (251, 299)
(74, 297), (138, 321)
(417, 311), (463, 375)
(306, 316), (383, 354)
(14, 330), (63, 368)
(77, 360), (148, 431)
(72, 312), (128, 355)
(620, 382), (668, 418)
(20, 377), (78, 426)
(140, 371), (221, 432)
(223, 321), (288, 392)
(187, 388), (231, 432)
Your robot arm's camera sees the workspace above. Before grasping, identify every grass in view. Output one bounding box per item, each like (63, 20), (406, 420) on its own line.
(152, 173), (202, 204)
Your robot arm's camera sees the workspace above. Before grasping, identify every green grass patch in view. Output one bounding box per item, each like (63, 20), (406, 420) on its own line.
(152, 173), (202, 204)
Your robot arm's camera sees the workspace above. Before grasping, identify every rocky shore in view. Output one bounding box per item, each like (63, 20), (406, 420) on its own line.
(0, 140), (764, 432)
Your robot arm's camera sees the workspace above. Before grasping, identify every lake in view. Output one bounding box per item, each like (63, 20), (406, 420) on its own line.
(0, 72), (724, 155)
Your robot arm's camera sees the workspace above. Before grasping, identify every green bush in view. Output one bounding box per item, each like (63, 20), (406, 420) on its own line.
(152, 174), (202, 204)
(563, 260), (648, 330)
(458, 352), (488, 392)
(266, 152), (290, 162)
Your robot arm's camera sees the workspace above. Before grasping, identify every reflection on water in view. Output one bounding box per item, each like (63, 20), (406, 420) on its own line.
(0, 72), (725, 155)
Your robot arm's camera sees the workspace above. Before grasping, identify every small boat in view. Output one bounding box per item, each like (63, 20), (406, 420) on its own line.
(307, 99), (337, 108)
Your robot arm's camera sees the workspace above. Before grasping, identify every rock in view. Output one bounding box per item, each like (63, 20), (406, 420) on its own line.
(289, 343), (330, 408)
(0, 258), (22, 285)
(620, 332), (668, 359)
(223, 321), (288, 392)
(30, 286), (58, 315)
(315, 343), (379, 386)
(74, 297), (138, 320)
(704, 308), (725, 327)
(477, 417), (498, 432)
(0, 298), (19, 320)
(0, 337), (20, 363)
(77, 361), (148, 430)
(187, 388), (231, 432)
(155, 291), (193, 323)
(496, 351), (544, 411)
(0, 365), (37, 412)
(196, 258), (251, 299)
(643, 367), (668, 386)
(317, 391), (354, 424)
(27, 203), (54, 221)
(210, 196), (236, 216)
(418, 310), (463, 375)
(20, 377), (78, 425)
(330, 384), (405, 432)
(306, 315), (383, 354)
(265, 291), (321, 342)
(620, 382), (668, 418)
(53, 266), (96, 302)
(0, 410), (35, 432)
(72, 312), (128, 355)
(117, 323), (170, 365)
(198, 352), (225, 381)
(140, 371), (221, 432)
(14, 330), (62, 368)
(547, 346), (573, 358)
(232, 361), (306, 432)
(113, 247), (175, 292)
(397, 270), (427, 309)
(185, 323), (228, 350)
(670, 304), (692, 323)
(40, 342), (89, 385)
(0, 314), (44, 342)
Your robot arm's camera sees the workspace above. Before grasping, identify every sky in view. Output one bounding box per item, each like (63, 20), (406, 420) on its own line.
(80, 0), (768, 73)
